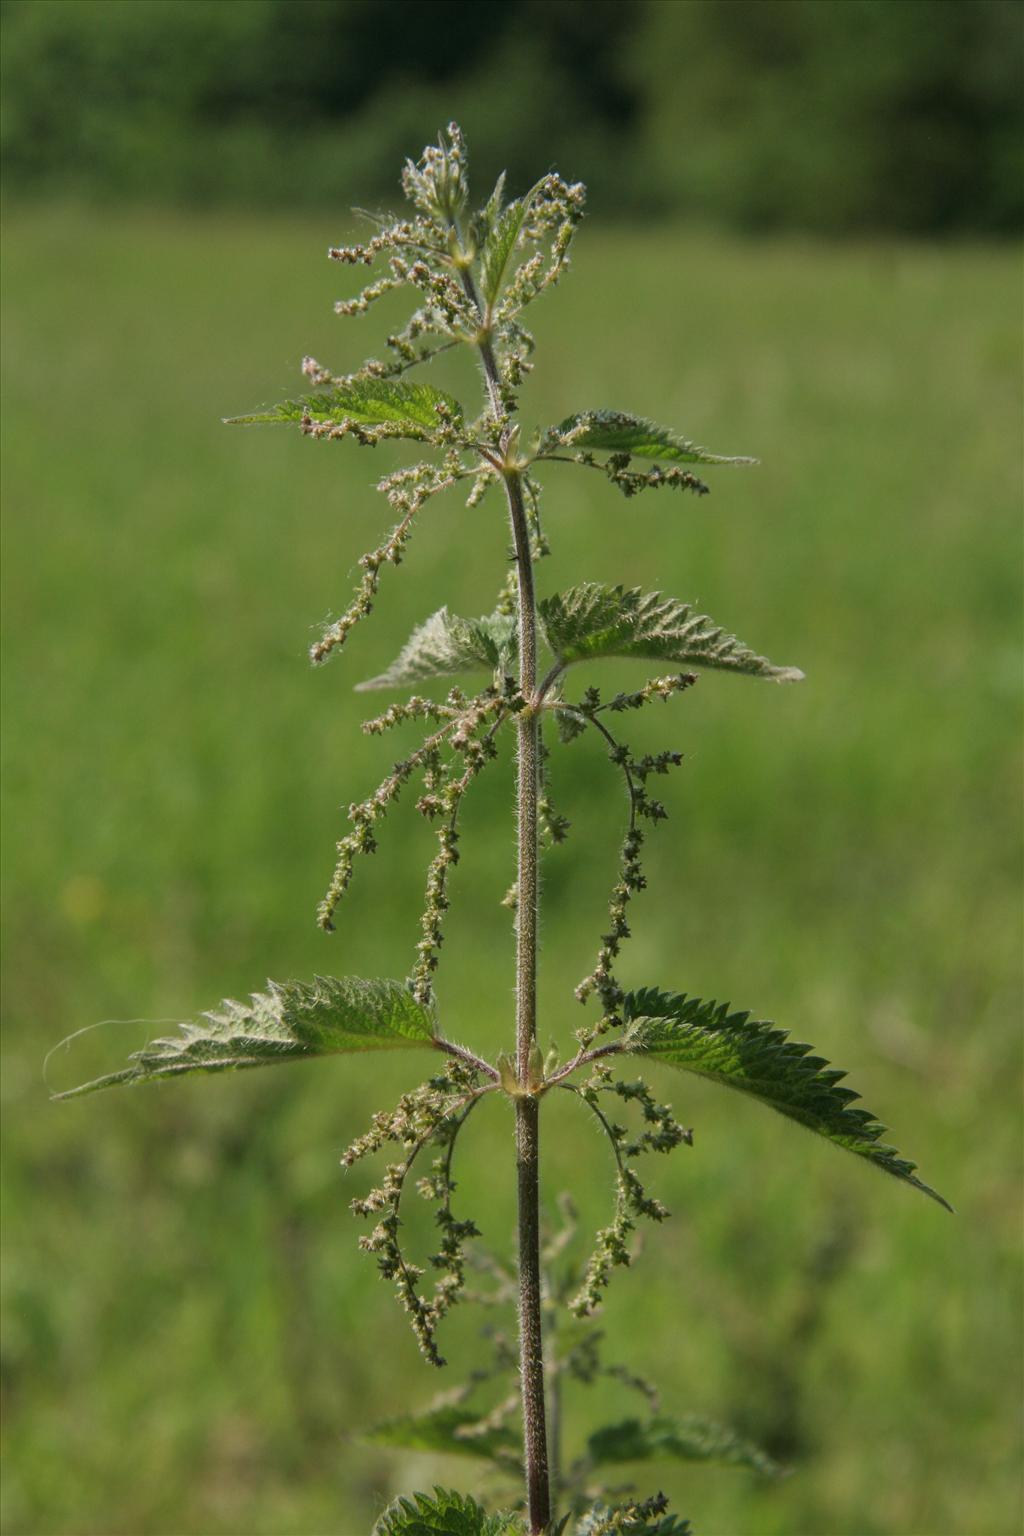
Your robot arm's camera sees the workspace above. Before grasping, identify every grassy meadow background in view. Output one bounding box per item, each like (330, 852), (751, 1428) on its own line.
(2, 198), (1021, 1536)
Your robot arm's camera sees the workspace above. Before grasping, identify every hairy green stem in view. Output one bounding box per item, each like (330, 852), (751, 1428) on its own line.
(460, 261), (551, 1532)
(505, 467), (549, 1530)
(548, 1305), (563, 1511)
(515, 1095), (549, 1528)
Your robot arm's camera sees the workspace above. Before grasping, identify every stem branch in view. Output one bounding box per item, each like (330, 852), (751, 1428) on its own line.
(434, 1037), (500, 1081)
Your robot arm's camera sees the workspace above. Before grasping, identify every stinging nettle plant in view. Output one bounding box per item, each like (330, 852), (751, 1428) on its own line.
(55, 127), (950, 1534)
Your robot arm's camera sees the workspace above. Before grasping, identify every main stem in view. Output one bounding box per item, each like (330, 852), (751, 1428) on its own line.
(507, 467), (550, 1531)
(462, 264), (551, 1531)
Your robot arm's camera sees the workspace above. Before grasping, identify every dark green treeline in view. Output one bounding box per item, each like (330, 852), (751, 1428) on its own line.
(2, 0), (1021, 233)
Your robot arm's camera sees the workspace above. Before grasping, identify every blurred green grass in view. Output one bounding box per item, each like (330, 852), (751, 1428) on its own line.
(1, 206), (1020, 1536)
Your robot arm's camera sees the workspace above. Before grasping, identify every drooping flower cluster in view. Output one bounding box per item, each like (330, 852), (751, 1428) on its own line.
(562, 1063), (693, 1319)
(552, 676), (697, 1035)
(343, 1057), (492, 1367)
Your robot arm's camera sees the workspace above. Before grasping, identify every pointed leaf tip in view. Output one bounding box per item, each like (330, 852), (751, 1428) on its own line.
(357, 607), (516, 691)
(52, 976), (436, 1099)
(366, 1405), (519, 1463)
(546, 410), (755, 466)
(587, 1413), (783, 1478)
(479, 178), (545, 307)
(225, 378), (464, 438)
(539, 584), (803, 683)
(624, 987), (950, 1210)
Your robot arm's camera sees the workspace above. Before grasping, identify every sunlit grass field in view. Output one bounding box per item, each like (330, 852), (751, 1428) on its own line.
(2, 206), (1021, 1536)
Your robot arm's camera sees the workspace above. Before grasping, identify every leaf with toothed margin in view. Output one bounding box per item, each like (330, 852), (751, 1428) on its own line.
(372, 1487), (523, 1536)
(586, 1414), (782, 1478)
(480, 170), (507, 228)
(479, 179), (544, 307)
(574, 1500), (691, 1536)
(225, 378), (464, 437)
(545, 410), (755, 466)
(366, 1405), (520, 1463)
(621, 988), (951, 1210)
(358, 607), (517, 691)
(51, 977), (437, 1099)
(539, 584), (803, 683)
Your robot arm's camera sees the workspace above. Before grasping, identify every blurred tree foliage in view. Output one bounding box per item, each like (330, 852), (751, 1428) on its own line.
(1, 0), (1021, 233)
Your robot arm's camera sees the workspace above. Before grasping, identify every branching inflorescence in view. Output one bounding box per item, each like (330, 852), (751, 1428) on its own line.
(57, 125), (949, 1535)
(343, 1057), (490, 1367)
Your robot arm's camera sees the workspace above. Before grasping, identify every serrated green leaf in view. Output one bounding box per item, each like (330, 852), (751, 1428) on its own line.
(586, 1415), (781, 1478)
(52, 977), (436, 1099)
(357, 607), (516, 691)
(548, 410), (754, 466)
(372, 1486), (523, 1536)
(480, 181), (541, 307)
(623, 988), (951, 1209)
(575, 1500), (691, 1536)
(366, 1405), (520, 1463)
(482, 170), (507, 227)
(225, 378), (464, 437)
(539, 585), (803, 683)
